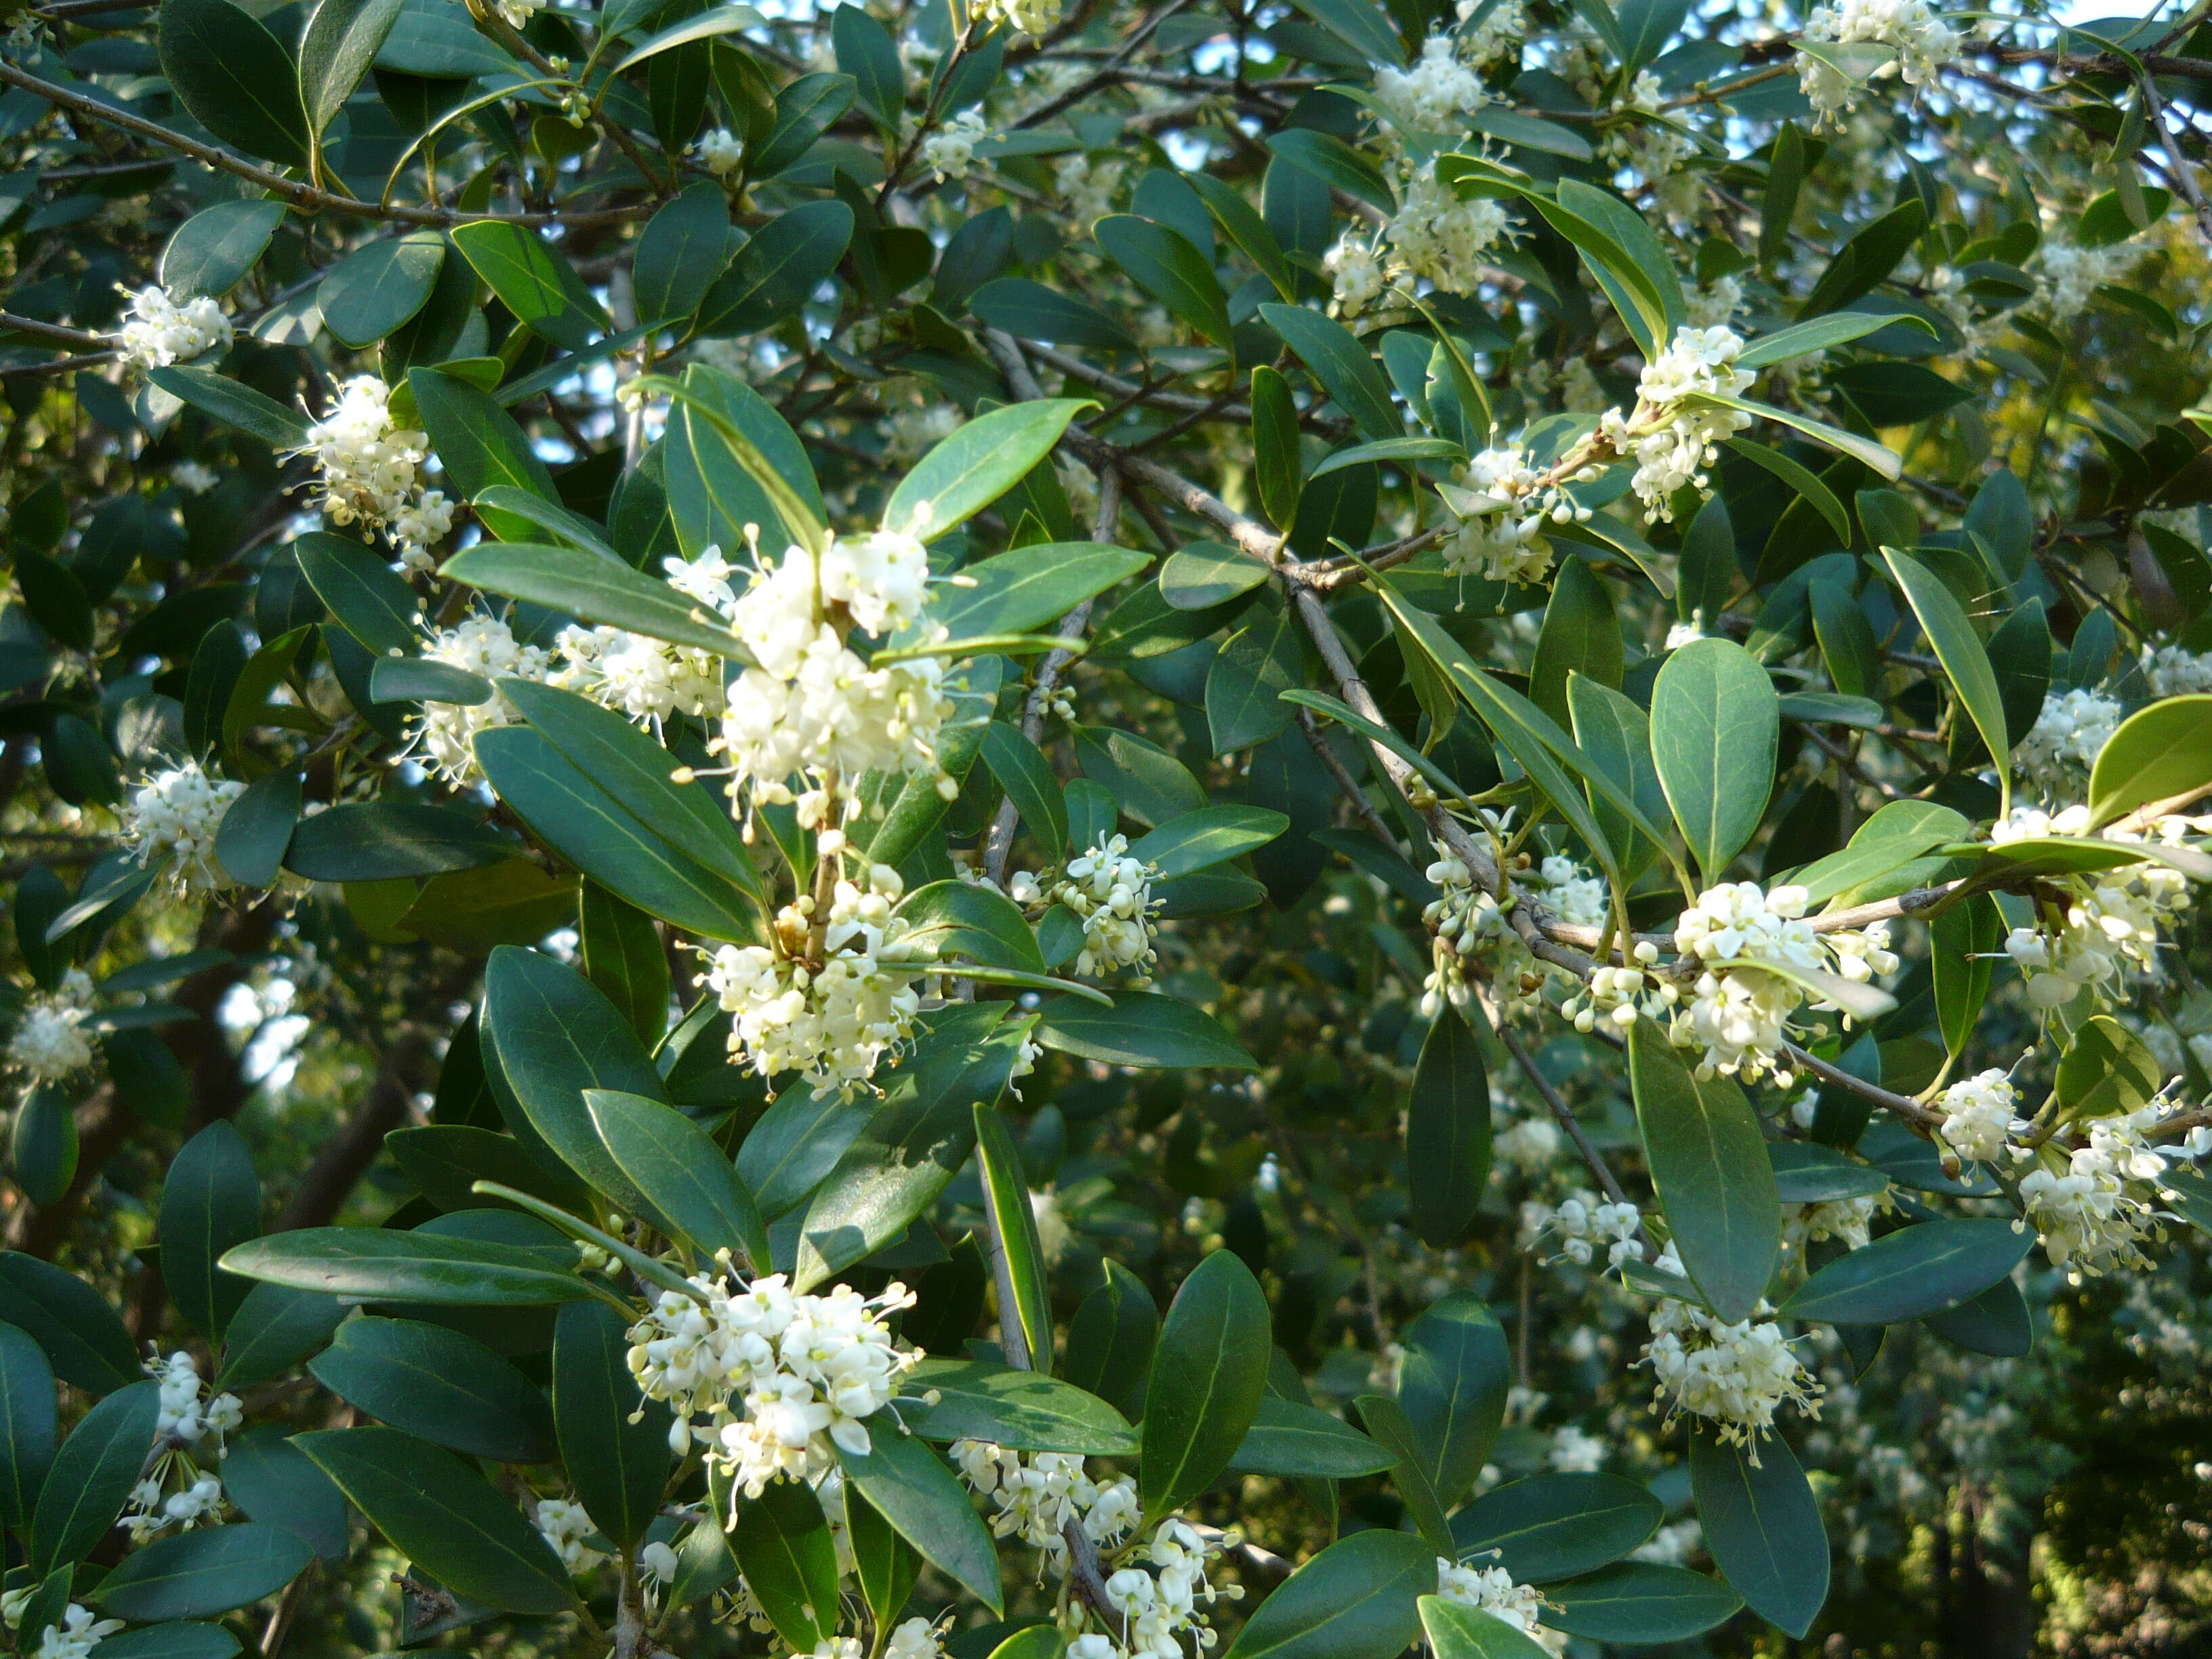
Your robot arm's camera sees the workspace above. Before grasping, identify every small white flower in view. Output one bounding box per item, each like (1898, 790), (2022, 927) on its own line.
(695, 128), (745, 179)
(7, 970), (97, 1084)
(112, 284), (231, 372)
(121, 759), (245, 893)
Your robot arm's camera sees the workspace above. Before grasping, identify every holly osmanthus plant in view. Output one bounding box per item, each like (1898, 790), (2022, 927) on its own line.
(8, 0), (2212, 1645)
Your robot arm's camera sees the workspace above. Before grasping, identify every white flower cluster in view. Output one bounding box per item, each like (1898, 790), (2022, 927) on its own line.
(173, 459), (221, 495)
(291, 376), (454, 569)
(407, 613), (554, 788)
(1435, 1559), (1554, 1645)
(1323, 236), (1389, 318)
(553, 621), (725, 731)
(1386, 164), (1516, 298)
(1599, 69), (1695, 189)
(1669, 881), (1896, 1085)
(1436, 447), (1594, 586)
(121, 758), (245, 893)
(923, 110), (990, 182)
(1784, 1194), (1881, 1252)
(973, 0), (1060, 39)
(705, 865), (936, 1096)
(1543, 1191), (1645, 1269)
(695, 128), (745, 179)
(1069, 1520), (1241, 1659)
(1936, 1068), (2030, 1166)
(1994, 804), (2210, 1010)
(113, 283), (232, 372)
(1050, 834), (1163, 983)
(1549, 1424), (1606, 1472)
(2032, 234), (2135, 325)
(120, 1351), (241, 1544)
(1685, 274), (1744, 331)
(711, 527), (954, 822)
(2015, 687), (2121, 795)
(2018, 1101), (2177, 1280)
(1373, 33), (1495, 135)
(626, 1271), (920, 1494)
(1054, 155), (1124, 228)
(20, 1606), (121, 1659)
(1797, 0), (1961, 124)
(534, 1497), (607, 1573)
(1420, 841), (1526, 1018)
(1641, 1248), (1822, 1459)
(2142, 643), (2212, 697)
(1599, 327), (1754, 523)
(952, 1441), (1139, 1565)
(1496, 1110), (1563, 1174)
(7, 969), (96, 1084)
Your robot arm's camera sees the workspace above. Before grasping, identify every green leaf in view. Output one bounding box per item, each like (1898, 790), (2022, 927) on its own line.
(1727, 438), (1849, 547)
(1882, 546), (2013, 813)
(449, 221), (610, 351)
(1355, 1392), (1455, 1553)
(1789, 799), (1967, 905)
(1206, 600), (1303, 754)
(587, 1089), (770, 1271)
(2088, 693), (2212, 827)
(1187, 173), (1296, 301)
(296, 1427), (575, 1614)
(219, 1227), (591, 1307)
(31, 1380), (158, 1572)
(1932, 895), (2000, 1058)
(283, 802), (510, 882)
(409, 367), (560, 530)
(1406, 1008), (1491, 1248)
(901, 1358), (1138, 1454)
(1141, 1250), (1271, 1520)
(148, 366), (310, 449)
(750, 70), (856, 177)
(1448, 1473), (1662, 1582)
(884, 401), (1094, 538)
(475, 729), (760, 943)
(554, 1300), (670, 1551)
(1780, 1218), (2031, 1326)
(159, 1121), (262, 1340)
(95, 1525), (312, 1622)
(1286, 0), (1406, 65)
(1064, 1263), (1156, 1422)
(1529, 557), (1622, 733)
(85, 1628), (242, 1659)
(216, 1284), (347, 1391)
(634, 182), (733, 324)
(1689, 1431), (1827, 1639)
(319, 233), (446, 348)
(212, 1429), (342, 1567)
(1418, 1597), (1550, 1659)
(1230, 1395), (1394, 1476)
(1628, 1023), (1778, 1324)
(733, 1477), (841, 1651)
(973, 1104), (1054, 1368)
(1397, 1290), (1508, 1508)
(1696, 391), (1901, 479)
(160, 201), (287, 300)
(834, 1429), (1002, 1613)
(1162, 544), (1269, 613)
(1542, 1563), (1743, 1643)
(1798, 198), (1926, 319)
(157, 0), (310, 166)
(1260, 304), (1399, 441)
(1097, 216), (1231, 348)
(937, 544), (1151, 638)
(1566, 675), (1670, 884)
(1736, 309), (1933, 369)
(1650, 637), (1778, 880)
(481, 946), (670, 1214)
(696, 202), (855, 337)
(0, 1323), (54, 1532)
(1128, 806), (1290, 878)
(1768, 1142), (1888, 1202)
(0, 1254), (140, 1395)
(441, 541), (741, 659)
(844, 1487), (919, 1639)
(295, 529), (419, 657)
(896, 881), (1047, 974)
(579, 882), (670, 1045)
(300, 0), (404, 135)
(979, 723), (1067, 863)
(308, 1316), (555, 1462)
(1221, 1531), (1432, 1659)
(1035, 994), (1256, 1069)
(970, 279), (1139, 352)
(831, 1), (902, 131)
(794, 1006), (1029, 1290)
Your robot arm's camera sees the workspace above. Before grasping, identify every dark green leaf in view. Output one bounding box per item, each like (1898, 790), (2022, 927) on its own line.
(32, 1380), (158, 1572)
(1220, 1531), (1431, 1659)
(219, 1227), (590, 1307)
(158, 0), (310, 165)
(1689, 1431), (1827, 1638)
(94, 1524), (312, 1622)
(588, 1089), (769, 1271)
(159, 1121), (261, 1339)
(1397, 1290), (1509, 1509)
(697, 202), (855, 337)
(733, 1477), (841, 1650)
(1406, 1008), (1490, 1248)
(449, 221), (609, 350)
(1650, 638), (1777, 880)
(1035, 994), (1255, 1069)
(1629, 1024), (1778, 1324)
(834, 1429), (1002, 1613)
(308, 1316), (555, 1461)
(1448, 1473), (1662, 1582)
(1141, 1249), (1271, 1519)
(1542, 1563), (1743, 1642)
(554, 1300), (670, 1550)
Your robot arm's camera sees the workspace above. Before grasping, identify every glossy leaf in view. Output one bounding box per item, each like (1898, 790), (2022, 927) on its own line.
(159, 1122), (261, 1340)
(31, 1380), (158, 1572)
(974, 1104), (1054, 1369)
(1397, 1290), (1509, 1509)
(733, 1477), (841, 1651)
(1448, 1473), (1662, 1582)
(218, 1227), (591, 1307)
(1219, 1531), (1431, 1659)
(834, 1429), (1001, 1612)
(1141, 1249), (1271, 1519)
(1883, 546), (2012, 811)
(2087, 693), (2212, 827)
(1406, 1007), (1490, 1248)
(883, 400), (1094, 538)
(1650, 637), (1778, 880)
(308, 1316), (554, 1462)
(1689, 1431), (1827, 1638)
(1629, 1022), (1778, 1324)
(1780, 1218), (2031, 1326)
(95, 1524), (313, 1621)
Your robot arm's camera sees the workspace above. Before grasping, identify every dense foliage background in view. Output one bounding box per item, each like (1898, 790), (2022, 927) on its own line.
(5, 0), (2212, 1652)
